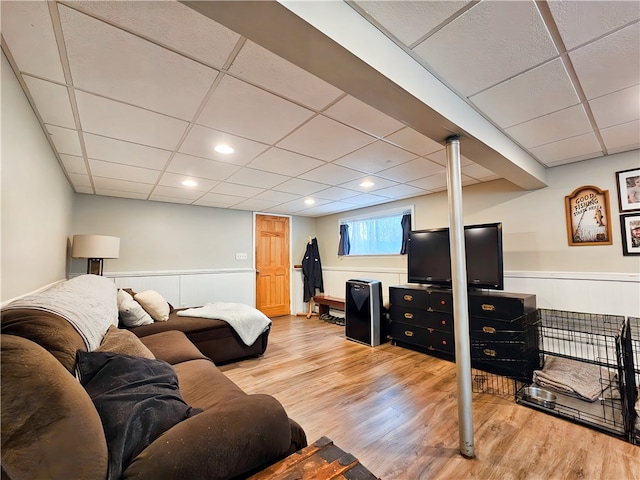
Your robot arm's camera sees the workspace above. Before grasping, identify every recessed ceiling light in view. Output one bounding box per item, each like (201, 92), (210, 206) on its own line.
(181, 180), (198, 187)
(304, 198), (316, 205)
(360, 180), (375, 188)
(214, 144), (234, 154)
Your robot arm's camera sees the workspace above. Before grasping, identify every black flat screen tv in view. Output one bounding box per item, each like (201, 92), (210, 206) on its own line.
(407, 222), (504, 290)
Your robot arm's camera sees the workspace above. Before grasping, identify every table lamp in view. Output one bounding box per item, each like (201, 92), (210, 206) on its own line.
(71, 235), (120, 275)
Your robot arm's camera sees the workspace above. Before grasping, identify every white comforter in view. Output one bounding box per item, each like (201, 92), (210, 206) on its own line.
(177, 302), (272, 346)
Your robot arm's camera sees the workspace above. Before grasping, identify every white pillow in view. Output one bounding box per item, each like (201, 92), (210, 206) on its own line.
(118, 290), (154, 327)
(134, 290), (170, 322)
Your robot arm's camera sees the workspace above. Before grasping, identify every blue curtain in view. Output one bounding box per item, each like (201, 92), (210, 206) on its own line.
(400, 213), (411, 254)
(338, 224), (350, 256)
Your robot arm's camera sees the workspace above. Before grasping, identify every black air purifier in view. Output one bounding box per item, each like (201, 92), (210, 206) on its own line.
(345, 279), (383, 346)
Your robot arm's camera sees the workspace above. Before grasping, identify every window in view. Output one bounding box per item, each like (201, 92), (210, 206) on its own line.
(338, 206), (413, 256)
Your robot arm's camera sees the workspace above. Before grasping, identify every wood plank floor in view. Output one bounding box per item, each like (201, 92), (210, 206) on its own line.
(219, 316), (639, 480)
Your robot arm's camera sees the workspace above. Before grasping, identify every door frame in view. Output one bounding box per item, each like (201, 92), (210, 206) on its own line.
(253, 212), (293, 314)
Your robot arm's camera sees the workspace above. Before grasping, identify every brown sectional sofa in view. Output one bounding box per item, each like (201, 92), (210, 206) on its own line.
(1, 275), (306, 479)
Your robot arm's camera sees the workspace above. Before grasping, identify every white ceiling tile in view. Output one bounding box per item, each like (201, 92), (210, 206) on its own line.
(505, 104), (593, 149)
(529, 132), (603, 165)
(75, 91), (188, 150)
(248, 148), (324, 176)
(89, 159), (160, 184)
(300, 163), (364, 185)
(59, 154), (86, 175)
(158, 172), (218, 192)
(334, 140), (417, 173)
(1, 1), (65, 81)
(384, 127), (443, 156)
(84, 133), (171, 170)
(93, 177), (153, 194)
(337, 175), (399, 193)
(290, 201), (355, 216)
(96, 189), (149, 200)
(197, 75), (314, 144)
(589, 85), (640, 129)
(599, 120), (640, 154)
(229, 40), (342, 110)
(74, 186), (94, 194)
(254, 190), (302, 203)
(231, 198), (282, 211)
(376, 157), (444, 182)
(150, 185), (203, 201)
(413, 1), (558, 95)
(274, 197), (332, 213)
(210, 182), (264, 198)
(224, 168), (290, 189)
(570, 23), (640, 100)
(323, 95), (405, 137)
(544, 152), (604, 168)
(272, 178), (329, 195)
(23, 76), (75, 128)
(68, 1), (240, 68)
(341, 193), (388, 206)
(45, 125), (82, 156)
(408, 172), (448, 192)
(314, 187), (361, 201)
(373, 183), (427, 200)
(277, 115), (374, 161)
(166, 153), (239, 181)
(179, 124), (268, 165)
(194, 192), (245, 207)
(354, 0), (472, 47)
(68, 172), (92, 188)
(148, 196), (195, 205)
(548, 1), (640, 50)
(59, 4), (217, 121)
(470, 58), (580, 128)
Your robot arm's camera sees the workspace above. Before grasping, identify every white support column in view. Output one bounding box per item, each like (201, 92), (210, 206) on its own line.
(446, 135), (475, 458)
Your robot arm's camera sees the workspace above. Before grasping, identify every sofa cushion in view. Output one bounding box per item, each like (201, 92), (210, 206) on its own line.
(118, 289), (153, 327)
(1, 335), (108, 480)
(134, 290), (170, 322)
(1, 308), (87, 373)
(96, 325), (155, 359)
(140, 330), (209, 365)
(77, 351), (202, 480)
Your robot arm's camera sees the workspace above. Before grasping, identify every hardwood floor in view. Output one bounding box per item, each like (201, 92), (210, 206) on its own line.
(219, 316), (639, 480)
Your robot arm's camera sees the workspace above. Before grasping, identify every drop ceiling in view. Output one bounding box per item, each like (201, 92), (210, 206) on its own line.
(2, 1), (638, 217)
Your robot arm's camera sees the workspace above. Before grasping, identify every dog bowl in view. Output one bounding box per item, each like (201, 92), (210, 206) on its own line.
(521, 386), (557, 409)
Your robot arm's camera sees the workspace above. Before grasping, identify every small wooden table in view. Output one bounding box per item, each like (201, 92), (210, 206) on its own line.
(250, 437), (379, 480)
(313, 295), (346, 317)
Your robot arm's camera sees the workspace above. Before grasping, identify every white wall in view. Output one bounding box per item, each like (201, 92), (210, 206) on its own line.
(315, 150), (640, 317)
(1, 52), (74, 303)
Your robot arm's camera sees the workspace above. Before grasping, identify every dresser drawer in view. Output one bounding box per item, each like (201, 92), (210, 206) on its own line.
(471, 339), (535, 360)
(390, 306), (453, 331)
(468, 292), (536, 320)
(390, 286), (430, 308)
(390, 321), (454, 355)
(469, 316), (526, 341)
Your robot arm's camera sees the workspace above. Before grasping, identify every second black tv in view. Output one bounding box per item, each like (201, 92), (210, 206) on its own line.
(407, 222), (504, 290)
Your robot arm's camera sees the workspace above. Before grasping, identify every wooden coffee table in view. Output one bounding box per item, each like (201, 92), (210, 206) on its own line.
(250, 436), (379, 480)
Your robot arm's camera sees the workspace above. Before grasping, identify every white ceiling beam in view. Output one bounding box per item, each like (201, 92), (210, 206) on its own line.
(181, 0), (547, 190)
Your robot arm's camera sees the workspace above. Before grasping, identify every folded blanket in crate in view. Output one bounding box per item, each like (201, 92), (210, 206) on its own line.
(177, 302), (271, 346)
(533, 356), (616, 402)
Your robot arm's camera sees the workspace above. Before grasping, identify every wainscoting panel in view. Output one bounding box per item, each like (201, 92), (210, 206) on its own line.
(113, 275), (181, 307)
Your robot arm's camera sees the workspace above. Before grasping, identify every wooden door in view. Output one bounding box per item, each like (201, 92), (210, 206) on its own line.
(255, 214), (290, 317)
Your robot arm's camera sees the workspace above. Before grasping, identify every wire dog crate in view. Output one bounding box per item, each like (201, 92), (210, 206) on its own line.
(515, 309), (630, 440)
(622, 317), (640, 444)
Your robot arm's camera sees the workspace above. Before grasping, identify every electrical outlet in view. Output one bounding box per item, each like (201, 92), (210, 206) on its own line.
(235, 252), (248, 260)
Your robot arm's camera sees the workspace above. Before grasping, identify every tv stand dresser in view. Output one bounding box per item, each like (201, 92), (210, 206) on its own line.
(388, 284), (540, 381)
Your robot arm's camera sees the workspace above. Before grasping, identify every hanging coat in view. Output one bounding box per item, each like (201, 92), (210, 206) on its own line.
(302, 238), (324, 302)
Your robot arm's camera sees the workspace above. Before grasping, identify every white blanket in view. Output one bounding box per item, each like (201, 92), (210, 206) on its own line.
(177, 302), (272, 346)
(3, 275), (118, 351)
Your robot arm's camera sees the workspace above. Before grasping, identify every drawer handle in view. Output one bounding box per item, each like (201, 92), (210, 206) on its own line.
(482, 326), (496, 334)
(404, 330), (414, 337)
(427, 328), (434, 333)
(428, 346), (435, 351)
(482, 304), (495, 312)
(404, 312), (414, 319)
(404, 295), (413, 302)
(483, 348), (497, 357)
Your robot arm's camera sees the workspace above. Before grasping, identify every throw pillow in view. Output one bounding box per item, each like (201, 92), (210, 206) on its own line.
(118, 292), (153, 328)
(77, 351), (202, 480)
(96, 325), (155, 359)
(134, 290), (170, 322)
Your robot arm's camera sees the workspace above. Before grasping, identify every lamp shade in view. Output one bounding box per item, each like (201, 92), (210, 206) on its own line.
(72, 235), (120, 259)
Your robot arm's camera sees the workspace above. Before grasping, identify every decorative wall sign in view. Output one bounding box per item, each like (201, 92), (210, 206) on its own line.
(615, 168), (640, 212)
(620, 213), (640, 256)
(565, 185), (612, 246)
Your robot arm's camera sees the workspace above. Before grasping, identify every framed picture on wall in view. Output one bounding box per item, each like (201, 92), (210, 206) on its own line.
(620, 213), (640, 256)
(615, 168), (640, 212)
(565, 185), (612, 246)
